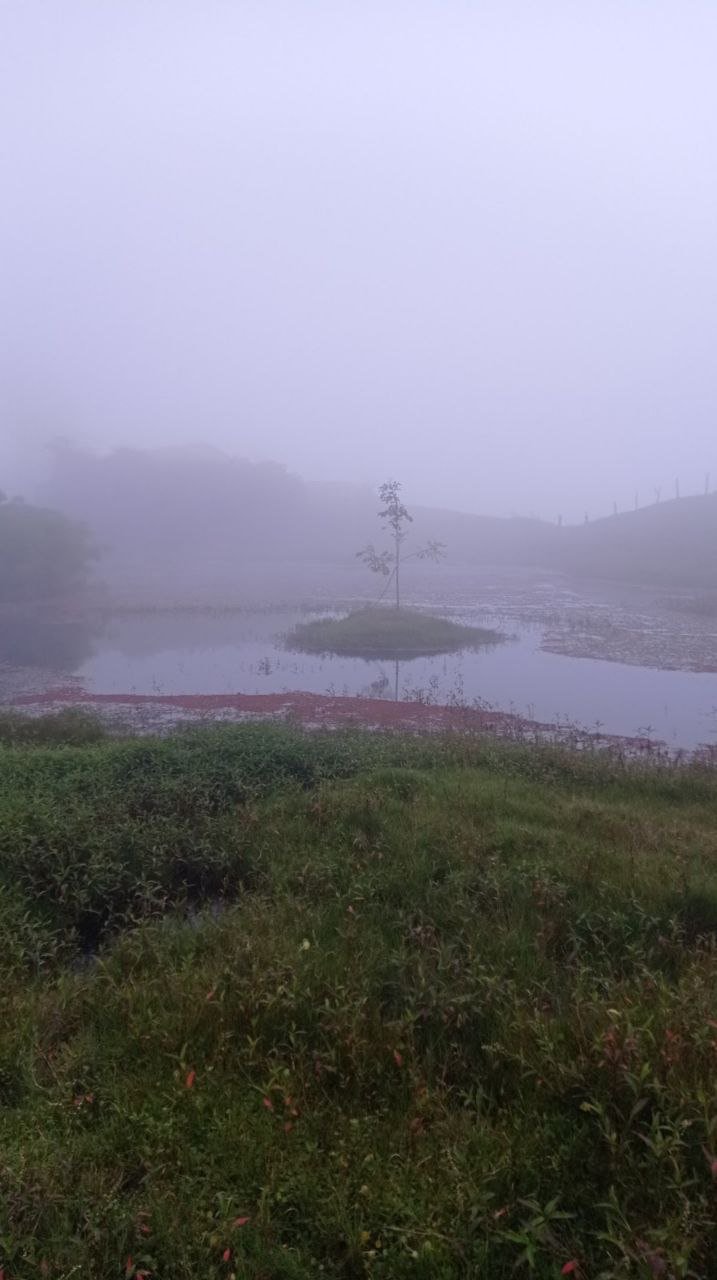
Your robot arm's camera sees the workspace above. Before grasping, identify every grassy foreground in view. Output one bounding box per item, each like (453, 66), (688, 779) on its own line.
(286, 605), (503, 658)
(1, 717), (717, 1278)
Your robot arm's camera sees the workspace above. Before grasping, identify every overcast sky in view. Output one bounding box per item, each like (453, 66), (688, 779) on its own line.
(1, 0), (716, 520)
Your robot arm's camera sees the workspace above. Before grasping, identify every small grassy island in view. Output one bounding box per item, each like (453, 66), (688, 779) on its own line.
(287, 604), (504, 659)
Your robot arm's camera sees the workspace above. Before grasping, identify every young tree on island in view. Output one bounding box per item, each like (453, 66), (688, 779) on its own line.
(357, 479), (444, 609)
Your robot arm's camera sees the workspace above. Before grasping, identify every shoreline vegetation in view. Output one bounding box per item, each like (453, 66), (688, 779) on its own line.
(3, 694), (717, 763)
(285, 605), (505, 659)
(0, 718), (716, 1276)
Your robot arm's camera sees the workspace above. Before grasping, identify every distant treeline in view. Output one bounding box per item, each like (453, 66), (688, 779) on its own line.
(36, 443), (717, 591)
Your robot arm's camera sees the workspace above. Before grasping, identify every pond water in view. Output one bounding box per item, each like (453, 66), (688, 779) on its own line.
(60, 605), (717, 749)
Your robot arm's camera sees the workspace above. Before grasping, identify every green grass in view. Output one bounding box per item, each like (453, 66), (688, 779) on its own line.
(0, 707), (109, 747)
(1, 721), (717, 1278)
(286, 605), (504, 658)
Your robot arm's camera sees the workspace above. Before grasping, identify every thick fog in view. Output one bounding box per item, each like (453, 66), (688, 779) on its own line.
(2, 0), (716, 520)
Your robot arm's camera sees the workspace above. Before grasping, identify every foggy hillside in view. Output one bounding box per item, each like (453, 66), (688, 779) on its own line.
(560, 493), (717, 589)
(42, 442), (555, 571)
(38, 443), (717, 595)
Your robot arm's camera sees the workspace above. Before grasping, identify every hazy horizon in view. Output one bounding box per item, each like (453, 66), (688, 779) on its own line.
(2, 1), (716, 521)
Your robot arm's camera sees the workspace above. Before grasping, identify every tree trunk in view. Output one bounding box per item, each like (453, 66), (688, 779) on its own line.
(395, 534), (400, 608)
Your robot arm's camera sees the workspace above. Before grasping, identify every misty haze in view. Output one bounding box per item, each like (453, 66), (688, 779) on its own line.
(2, 4), (717, 1276)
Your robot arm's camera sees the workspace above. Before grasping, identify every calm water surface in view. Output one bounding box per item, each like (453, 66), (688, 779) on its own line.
(71, 607), (717, 748)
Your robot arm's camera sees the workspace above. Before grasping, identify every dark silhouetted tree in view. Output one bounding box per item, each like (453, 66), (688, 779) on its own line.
(0, 497), (96, 604)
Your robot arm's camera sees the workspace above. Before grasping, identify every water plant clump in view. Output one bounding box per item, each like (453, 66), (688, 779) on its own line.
(286, 604), (505, 658)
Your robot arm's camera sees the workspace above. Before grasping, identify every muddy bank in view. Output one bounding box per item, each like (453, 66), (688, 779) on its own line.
(10, 685), (708, 760)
